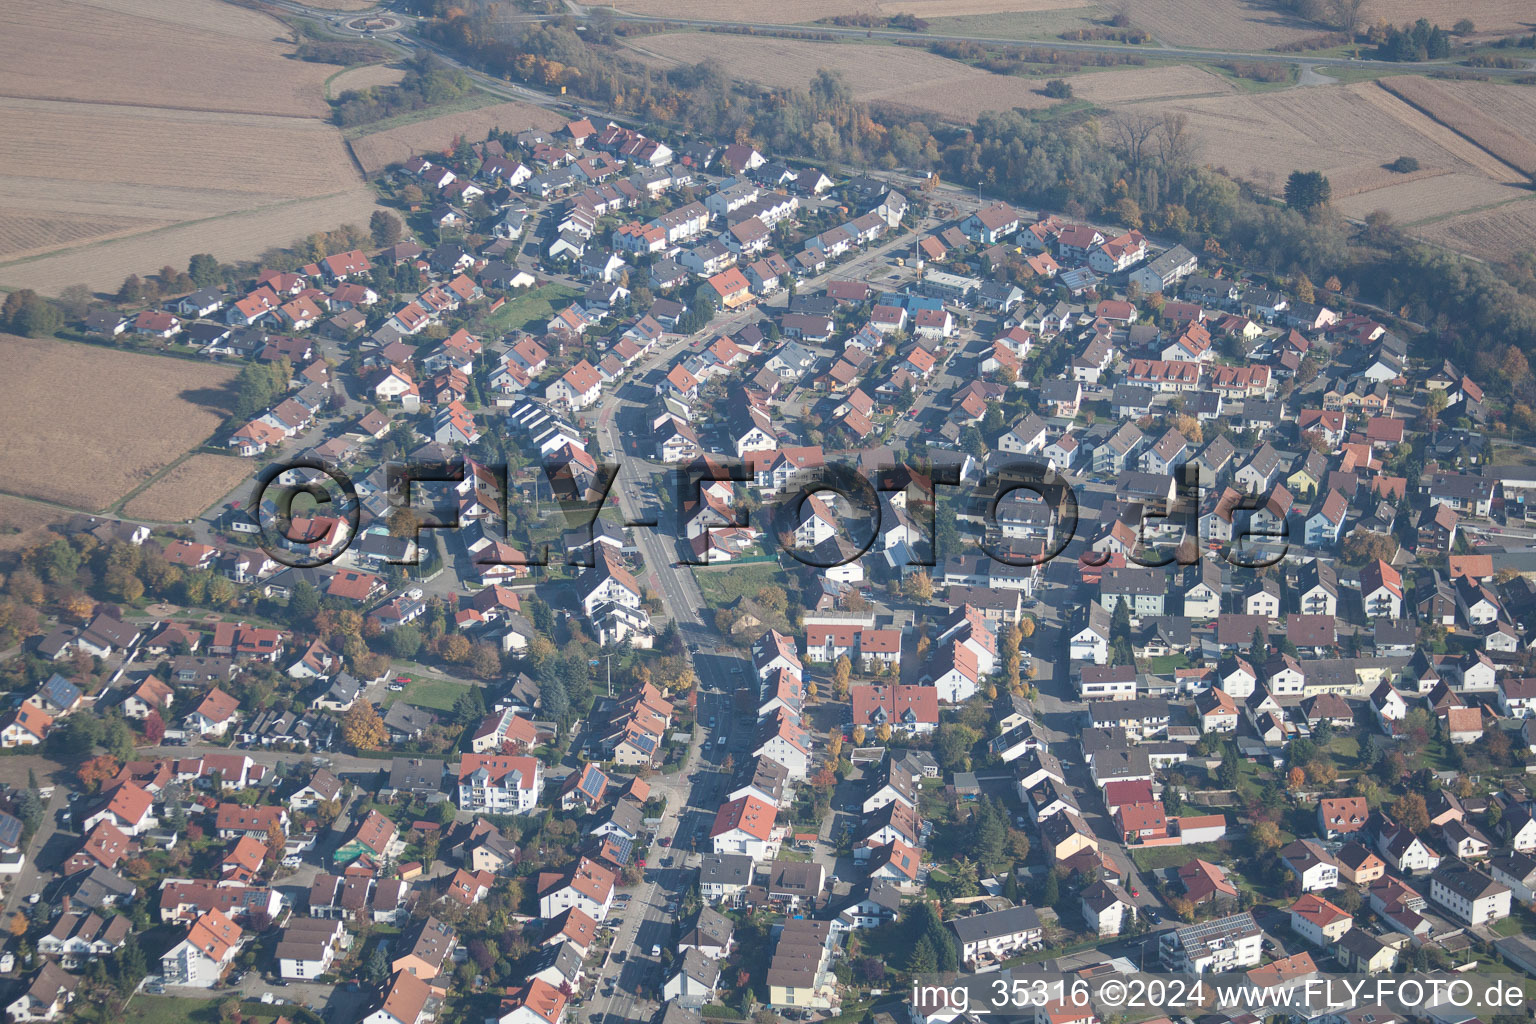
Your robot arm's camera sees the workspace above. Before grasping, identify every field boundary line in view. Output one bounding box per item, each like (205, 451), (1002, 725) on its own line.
(1403, 193), (1536, 228)
(1102, 88), (1235, 106)
(0, 92), (327, 120)
(0, 488), (104, 518)
(110, 452), (196, 518)
(1371, 79), (1529, 184)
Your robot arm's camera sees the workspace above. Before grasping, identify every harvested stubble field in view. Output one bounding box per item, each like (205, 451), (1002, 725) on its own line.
(0, 95), (373, 292)
(630, 33), (1231, 119)
(609, 0), (1086, 21)
(1103, 0), (1324, 50)
(1063, 0), (1534, 50)
(0, 0), (333, 116)
(0, 188), (382, 296)
(628, 33), (986, 94)
(349, 101), (567, 174)
(0, 335), (238, 512)
(872, 63), (1234, 118)
(1331, 170), (1521, 221)
(0, 0), (385, 295)
(1141, 83), (1533, 245)
(1377, 76), (1536, 179)
(1416, 197), (1536, 263)
(123, 454), (254, 521)
(329, 63), (409, 99)
(1351, 82), (1523, 181)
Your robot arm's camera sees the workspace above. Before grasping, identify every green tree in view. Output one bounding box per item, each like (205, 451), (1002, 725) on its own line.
(453, 685), (486, 725)
(371, 211), (404, 247)
(390, 624), (423, 660)
(1284, 170), (1332, 212)
(974, 800), (1007, 865)
(288, 581), (321, 625)
(1217, 746), (1240, 788)
(114, 936), (147, 996)
(1110, 601), (1131, 643)
(365, 945), (389, 985)
(1039, 870), (1060, 907)
(907, 935), (938, 974)
(2, 291), (62, 337)
(188, 254), (221, 288)
(935, 722), (978, 773)
(540, 672), (570, 725)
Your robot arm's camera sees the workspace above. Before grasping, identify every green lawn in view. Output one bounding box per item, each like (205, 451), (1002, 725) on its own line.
(1130, 841), (1228, 872)
(474, 282), (581, 335)
(1146, 653), (1192, 673)
(1492, 914), (1525, 937)
(1323, 733), (1362, 768)
(123, 998), (298, 1024)
(692, 561), (790, 609)
(385, 674), (473, 711)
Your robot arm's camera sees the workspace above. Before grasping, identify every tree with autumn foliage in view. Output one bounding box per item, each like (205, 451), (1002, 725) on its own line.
(441, 633), (472, 662)
(1250, 819), (1281, 851)
(342, 701), (387, 751)
(901, 571), (934, 602)
(265, 820), (286, 864)
(78, 754), (120, 793)
(142, 710), (165, 745)
(832, 655), (852, 700)
(1394, 792), (1430, 833)
(1287, 766), (1306, 791)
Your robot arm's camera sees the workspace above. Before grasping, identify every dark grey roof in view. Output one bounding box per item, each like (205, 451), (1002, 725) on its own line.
(680, 907), (734, 949)
(949, 905), (1042, 943)
(387, 757), (445, 793)
(60, 866), (136, 909)
(1432, 863), (1508, 902)
(698, 854), (754, 887)
(384, 703), (437, 734)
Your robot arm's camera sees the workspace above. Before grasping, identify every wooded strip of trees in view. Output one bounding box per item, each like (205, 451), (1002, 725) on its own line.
(332, 54), (475, 128)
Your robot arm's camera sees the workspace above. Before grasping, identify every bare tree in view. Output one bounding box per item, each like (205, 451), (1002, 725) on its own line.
(1111, 111), (1160, 182)
(1156, 112), (1196, 170)
(1333, 0), (1366, 36)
